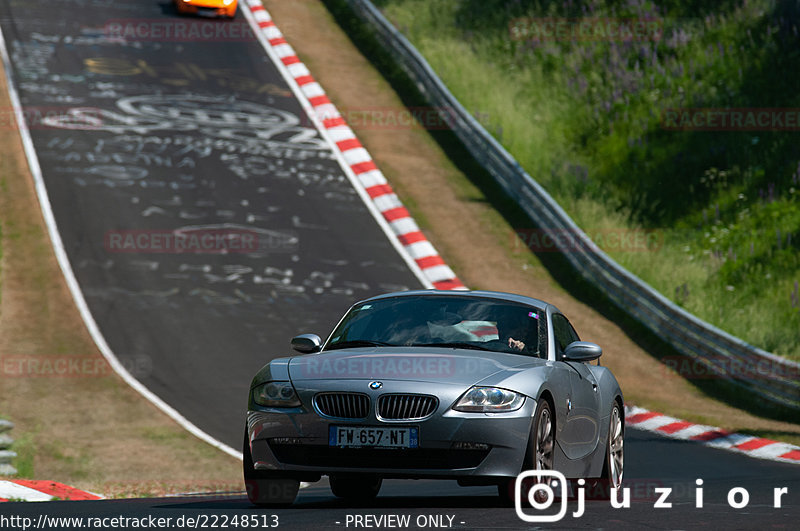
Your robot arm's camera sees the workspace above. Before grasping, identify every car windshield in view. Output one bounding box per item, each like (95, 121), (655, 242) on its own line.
(326, 295), (546, 357)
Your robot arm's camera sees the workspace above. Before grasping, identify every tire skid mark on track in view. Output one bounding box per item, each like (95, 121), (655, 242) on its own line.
(243, 0), (465, 291)
(625, 405), (800, 464)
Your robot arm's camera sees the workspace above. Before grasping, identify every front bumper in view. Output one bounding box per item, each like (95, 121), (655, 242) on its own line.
(246, 380), (535, 479)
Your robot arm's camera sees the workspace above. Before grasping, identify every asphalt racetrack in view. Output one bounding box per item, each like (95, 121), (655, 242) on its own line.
(0, 0), (422, 447)
(0, 0), (798, 528)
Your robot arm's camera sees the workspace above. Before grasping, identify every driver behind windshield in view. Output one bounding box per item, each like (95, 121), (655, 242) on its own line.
(496, 311), (538, 355)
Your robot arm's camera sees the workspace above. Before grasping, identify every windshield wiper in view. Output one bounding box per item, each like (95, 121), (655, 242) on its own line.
(325, 339), (394, 350)
(414, 342), (494, 352)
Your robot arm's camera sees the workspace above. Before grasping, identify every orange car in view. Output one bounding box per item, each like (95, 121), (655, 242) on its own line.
(174, 0), (238, 19)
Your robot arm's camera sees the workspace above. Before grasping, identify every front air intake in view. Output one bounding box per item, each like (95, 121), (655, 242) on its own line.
(314, 392), (370, 419)
(378, 394), (438, 420)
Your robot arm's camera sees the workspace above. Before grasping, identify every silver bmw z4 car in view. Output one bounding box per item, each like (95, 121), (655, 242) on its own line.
(243, 290), (624, 505)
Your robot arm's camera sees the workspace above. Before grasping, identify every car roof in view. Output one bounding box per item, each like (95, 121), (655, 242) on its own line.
(358, 289), (559, 314)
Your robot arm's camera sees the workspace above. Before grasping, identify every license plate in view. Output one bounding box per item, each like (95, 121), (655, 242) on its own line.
(329, 426), (419, 448)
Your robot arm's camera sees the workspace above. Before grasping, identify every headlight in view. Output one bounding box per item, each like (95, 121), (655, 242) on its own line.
(252, 381), (301, 407)
(452, 386), (525, 412)
(224, 0), (235, 5)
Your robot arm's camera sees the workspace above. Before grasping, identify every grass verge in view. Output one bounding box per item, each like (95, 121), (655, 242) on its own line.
(372, 0), (800, 361)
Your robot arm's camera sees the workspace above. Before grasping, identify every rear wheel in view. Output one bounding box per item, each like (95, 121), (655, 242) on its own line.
(498, 398), (557, 504)
(329, 475), (382, 500)
(242, 428), (299, 506)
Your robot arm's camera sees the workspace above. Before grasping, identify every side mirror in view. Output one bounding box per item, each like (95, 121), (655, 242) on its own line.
(563, 341), (602, 362)
(291, 333), (322, 354)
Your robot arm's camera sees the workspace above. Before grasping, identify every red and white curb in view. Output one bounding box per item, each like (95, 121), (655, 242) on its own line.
(242, 0), (465, 291)
(625, 405), (800, 464)
(0, 480), (102, 502)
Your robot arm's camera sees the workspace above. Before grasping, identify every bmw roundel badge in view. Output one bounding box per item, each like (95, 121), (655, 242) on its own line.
(369, 381), (383, 390)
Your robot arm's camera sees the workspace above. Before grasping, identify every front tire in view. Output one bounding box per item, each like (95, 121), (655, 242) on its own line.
(586, 402), (624, 499)
(498, 398), (556, 504)
(242, 428), (299, 506)
(602, 402), (624, 488)
(329, 475), (382, 500)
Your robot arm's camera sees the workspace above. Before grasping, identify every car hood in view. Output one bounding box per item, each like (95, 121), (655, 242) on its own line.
(287, 346), (544, 386)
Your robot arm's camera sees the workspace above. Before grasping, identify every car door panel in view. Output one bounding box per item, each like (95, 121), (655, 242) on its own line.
(551, 314), (601, 460)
